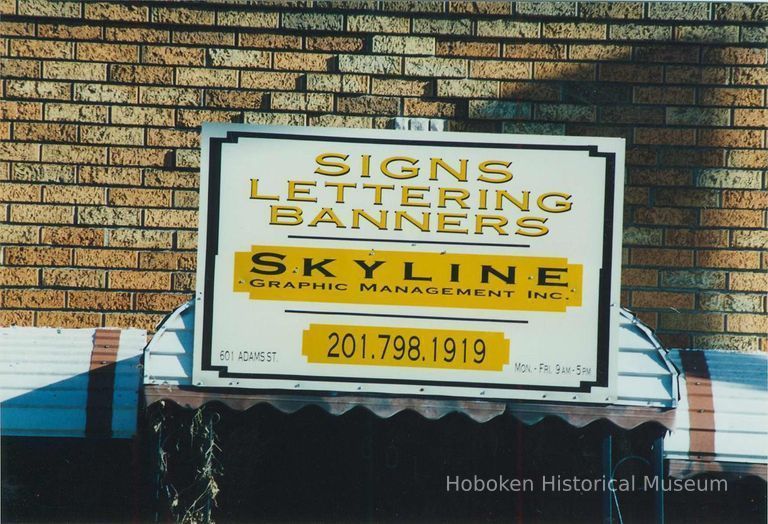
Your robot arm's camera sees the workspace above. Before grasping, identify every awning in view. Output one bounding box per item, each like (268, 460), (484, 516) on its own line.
(665, 349), (768, 480)
(144, 301), (678, 429)
(0, 327), (146, 439)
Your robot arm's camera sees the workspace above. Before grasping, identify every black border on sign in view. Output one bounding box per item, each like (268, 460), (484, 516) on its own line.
(200, 131), (616, 394)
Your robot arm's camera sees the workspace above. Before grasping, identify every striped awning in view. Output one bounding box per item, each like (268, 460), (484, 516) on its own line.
(0, 327), (146, 439)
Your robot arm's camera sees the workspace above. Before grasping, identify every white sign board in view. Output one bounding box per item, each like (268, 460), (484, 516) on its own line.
(193, 124), (624, 403)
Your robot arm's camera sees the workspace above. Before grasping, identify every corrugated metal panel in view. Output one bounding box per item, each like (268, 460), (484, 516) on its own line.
(144, 302), (677, 428)
(0, 327), (146, 439)
(665, 349), (767, 479)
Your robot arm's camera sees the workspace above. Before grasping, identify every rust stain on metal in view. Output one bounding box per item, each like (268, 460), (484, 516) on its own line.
(679, 350), (715, 459)
(86, 329), (120, 437)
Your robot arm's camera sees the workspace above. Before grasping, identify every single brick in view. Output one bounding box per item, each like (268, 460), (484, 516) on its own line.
(537, 103), (594, 122)
(41, 226), (104, 246)
(601, 106), (664, 125)
(0, 310), (34, 325)
(3, 289), (66, 309)
(635, 44), (700, 64)
(635, 128), (695, 146)
(13, 122), (77, 142)
(348, 15), (410, 33)
(103, 312), (165, 330)
(77, 42), (137, 62)
(732, 229), (768, 250)
(580, 2), (643, 19)
(45, 103), (107, 123)
(501, 82), (561, 102)
(136, 292), (191, 312)
(306, 74), (368, 94)
(110, 147), (170, 167)
(75, 248), (136, 268)
(402, 99), (457, 118)
(271, 92), (333, 112)
(176, 67), (238, 88)
(728, 150), (768, 169)
(173, 31), (236, 46)
(139, 86), (200, 107)
(206, 89), (265, 109)
(10, 203), (73, 224)
(505, 43), (566, 60)
(655, 188), (719, 208)
(715, 2), (768, 21)
(665, 229), (728, 248)
(372, 36), (435, 55)
(543, 22), (606, 40)
(600, 63), (662, 83)
(85, 2), (147, 21)
(621, 268), (658, 287)
(109, 270), (171, 291)
(631, 247), (693, 267)
(68, 290), (132, 310)
(74, 83), (137, 104)
(0, 21), (35, 36)
(339, 54), (400, 75)
(144, 209), (197, 228)
(0, 143), (39, 163)
(634, 86), (696, 105)
(244, 111), (304, 126)
(110, 64), (173, 84)
(282, 12), (343, 31)
(609, 24), (672, 41)
(44, 185), (104, 205)
(517, 1), (575, 16)
(723, 190), (768, 209)
(701, 292), (765, 313)
(77, 206), (140, 226)
(632, 290), (695, 310)
(0, 267), (38, 287)
(217, 11), (278, 28)
(699, 129), (764, 148)
(4, 246), (71, 266)
(308, 114), (374, 128)
(534, 62), (595, 81)
(240, 71), (301, 90)
(108, 229), (173, 249)
(659, 312), (724, 332)
(207, 48), (270, 68)
(697, 169), (762, 189)
(43, 268), (105, 288)
(138, 252), (183, 270)
(111, 106), (174, 126)
(275, 52), (333, 72)
(172, 272), (196, 291)
(6, 79), (71, 100)
(734, 109), (768, 127)
(730, 272), (768, 291)
(702, 87), (764, 108)
(661, 269), (726, 289)
(44, 61), (106, 81)
(404, 57), (465, 77)
(10, 39), (73, 59)
(412, 18), (472, 36)
(502, 122), (565, 135)
(437, 41), (499, 58)
(698, 250), (761, 269)
(701, 209), (765, 228)
(693, 334), (760, 352)
(79, 166), (142, 186)
(1, 58), (41, 78)
(658, 149), (723, 169)
(469, 100), (531, 120)
(470, 60), (529, 80)
(151, 7), (215, 25)
(337, 95), (399, 115)
(105, 27), (169, 43)
(372, 78), (430, 97)
(42, 144), (105, 165)
(146, 129), (195, 150)
(437, 79), (497, 98)
(173, 190), (198, 209)
(38, 311), (102, 328)
(741, 26), (768, 44)
(0, 224), (39, 244)
(666, 107), (730, 126)
(728, 313), (768, 334)
(733, 67), (768, 86)
(243, 33), (302, 50)
(668, 66), (729, 85)
(702, 47), (767, 65)
(0, 183), (40, 202)
(12, 163), (74, 184)
(142, 45), (205, 66)
(677, 25), (740, 43)
(476, 19), (539, 38)
(570, 44), (631, 61)
(648, 2), (710, 20)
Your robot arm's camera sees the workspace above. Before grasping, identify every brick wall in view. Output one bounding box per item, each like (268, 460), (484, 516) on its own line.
(0, 1), (766, 350)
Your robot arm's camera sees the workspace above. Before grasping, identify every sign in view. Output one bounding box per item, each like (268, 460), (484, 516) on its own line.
(193, 124), (624, 403)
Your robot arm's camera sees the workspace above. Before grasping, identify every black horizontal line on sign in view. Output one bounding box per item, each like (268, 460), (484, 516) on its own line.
(285, 310), (528, 324)
(287, 235), (530, 248)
